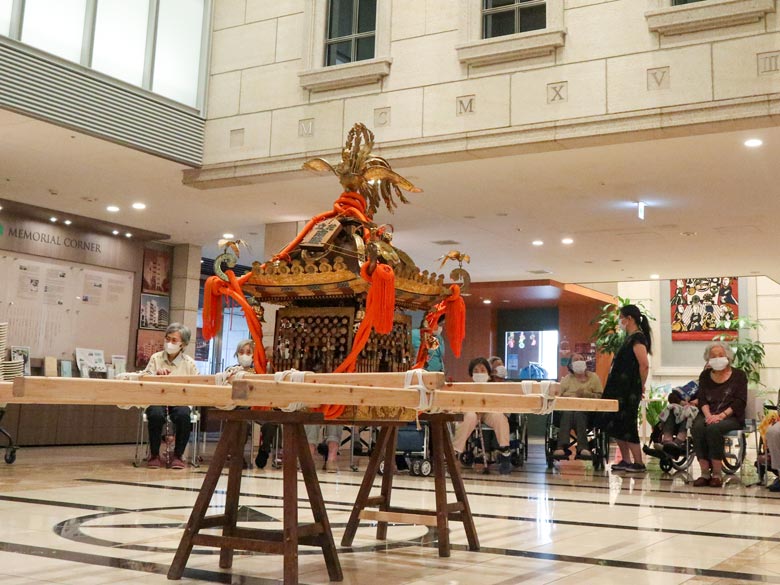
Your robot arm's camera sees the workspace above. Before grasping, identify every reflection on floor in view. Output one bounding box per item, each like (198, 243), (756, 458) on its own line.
(0, 442), (778, 585)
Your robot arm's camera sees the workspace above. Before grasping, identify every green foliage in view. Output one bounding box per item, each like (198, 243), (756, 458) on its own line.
(592, 296), (655, 356)
(644, 385), (670, 427)
(711, 317), (766, 388)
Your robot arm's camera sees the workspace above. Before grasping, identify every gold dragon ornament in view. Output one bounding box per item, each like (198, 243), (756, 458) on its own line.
(303, 123), (422, 217)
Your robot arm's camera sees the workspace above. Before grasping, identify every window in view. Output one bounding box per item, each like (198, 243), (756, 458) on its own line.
(482, 0), (546, 39)
(152, 0), (205, 107)
(325, 0), (376, 67)
(0, 0), (12, 37)
(21, 0), (87, 62)
(91, 0), (150, 86)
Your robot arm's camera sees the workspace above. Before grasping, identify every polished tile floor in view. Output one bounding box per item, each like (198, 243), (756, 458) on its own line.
(0, 440), (778, 585)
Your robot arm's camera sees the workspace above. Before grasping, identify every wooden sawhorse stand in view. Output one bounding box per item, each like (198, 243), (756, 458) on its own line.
(167, 410), (342, 584)
(341, 414), (479, 556)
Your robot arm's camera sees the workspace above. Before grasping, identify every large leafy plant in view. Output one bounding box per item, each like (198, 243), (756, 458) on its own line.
(711, 317), (765, 388)
(592, 296), (655, 356)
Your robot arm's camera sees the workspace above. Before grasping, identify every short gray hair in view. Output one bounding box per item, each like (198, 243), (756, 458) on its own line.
(234, 338), (254, 356)
(703, 340), (734, 363)
(165, 323), (191, 346)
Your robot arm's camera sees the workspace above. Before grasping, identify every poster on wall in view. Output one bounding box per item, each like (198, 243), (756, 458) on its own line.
(139, 294), (170, 330)
(670, 277), (739, 341)
(136, 329), (164, 370)
(142, 248), (171, 295)
(194, 327), (209, 361)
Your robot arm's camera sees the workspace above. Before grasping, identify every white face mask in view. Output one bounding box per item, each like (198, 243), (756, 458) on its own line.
(472, 372), (490, 383)
(709, 356), (729, 371)
(165, 342), (181, 356)
(237, 354), (254, 368)
(494, 365), (507, 379)
(571, 361), (587, 374)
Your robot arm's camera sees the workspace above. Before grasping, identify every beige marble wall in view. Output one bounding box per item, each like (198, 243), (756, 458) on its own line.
(202, 0), (780, 169)
(170, 244), (202, 359)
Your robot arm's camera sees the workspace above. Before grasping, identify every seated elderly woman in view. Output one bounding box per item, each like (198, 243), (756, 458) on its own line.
(553, 353), (603, 460)
(452, 357), (512, 474)
(691, 341), (747, 487)
(143, 323), (199, 470)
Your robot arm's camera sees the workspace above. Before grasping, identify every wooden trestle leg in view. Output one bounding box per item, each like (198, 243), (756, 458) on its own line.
(340, 414), (479, 557)
(167, 411), (342, 584)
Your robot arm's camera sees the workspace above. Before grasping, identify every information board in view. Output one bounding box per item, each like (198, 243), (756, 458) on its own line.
(0, 252), (134, 359)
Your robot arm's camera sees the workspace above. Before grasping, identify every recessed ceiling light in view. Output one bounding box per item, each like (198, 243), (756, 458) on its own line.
(532, 240), (544, 246)
(744, 138), (763, 148)
(132, 202), (146, 210)
(64, 220), (72, 225)
(222, 233), (235, 239)
(106, 205), (120, 212)
(650, 274), (660, 279)
(637, 201), (646, 220)
(112, 230), (119, 235)
(0, 205), (3, 211)
(483, 299), (492, 304)
(502, 300), (510, 303)
(561, 238), (574, 245)
(50, 217), (57, 222)
(125, 232), (132, 238)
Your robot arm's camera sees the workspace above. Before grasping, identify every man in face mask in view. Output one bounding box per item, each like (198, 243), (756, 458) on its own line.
(143, 323), (199, 470)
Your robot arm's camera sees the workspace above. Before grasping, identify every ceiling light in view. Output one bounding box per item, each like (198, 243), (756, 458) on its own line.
(744, 138), (763, 148)
(0, 205), (3, 211)
(64, 220), (72, 226)
(106, 205), (120, 212)
(637, 201), (646, 220)
(49, 217), (57, 222)
(132, 202), (146, 210)
(483, 299), (492, 305)
(125, 233), (132, 238)
(650, 274), (660, 279)
(561, 238), (574, 245)
(112, 230), (119, 235)
(532, 240), (543, 246)
(222, 233), (235, 239)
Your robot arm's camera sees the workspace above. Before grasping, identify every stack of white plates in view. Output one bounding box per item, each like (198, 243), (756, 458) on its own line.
(2, 359), (24, 381)
(0, 322), (7, 363)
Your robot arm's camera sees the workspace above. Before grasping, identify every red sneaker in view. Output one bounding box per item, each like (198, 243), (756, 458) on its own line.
(147, 456), (162, 469)
(170, 456), (186, 470)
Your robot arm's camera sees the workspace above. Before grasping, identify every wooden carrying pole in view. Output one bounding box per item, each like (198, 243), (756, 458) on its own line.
(6, 377), (617, 414)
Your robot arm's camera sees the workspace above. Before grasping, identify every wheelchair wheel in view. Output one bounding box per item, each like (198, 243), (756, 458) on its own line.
(510, 453), (522, 468)
(411, 459), (422, 476)
(722, 432), (746, 475)
(590, 431), (608, 471)
(544, 415), (556, 469)
(419, 459), (432, 477)
(659, 458), (672, 473)
(460, 451), (474, 467)
(670, 441), (695, 472)
(4, 447), (17, 464)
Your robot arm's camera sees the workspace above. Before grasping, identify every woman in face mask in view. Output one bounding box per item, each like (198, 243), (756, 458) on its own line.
(143, 323), (199, 470)
(601, 304), (652, 474)
(690, 341), (747, 487)
(552, 353), (603, 460)
(451, 357), (513, 474)
(489, 356), (507, 382)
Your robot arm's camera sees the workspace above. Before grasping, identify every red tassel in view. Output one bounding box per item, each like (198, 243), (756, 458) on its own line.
(444, 285), (466, 358)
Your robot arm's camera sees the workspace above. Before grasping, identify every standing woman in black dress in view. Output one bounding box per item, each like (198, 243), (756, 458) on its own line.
(602, 304), (652, 473)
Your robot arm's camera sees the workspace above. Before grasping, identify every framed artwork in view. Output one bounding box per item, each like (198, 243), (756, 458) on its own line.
(142, 247), (171, 295)
(136, 329), (165, 370)
(670, 277), (739, 341)
(139, 293), (170, 330)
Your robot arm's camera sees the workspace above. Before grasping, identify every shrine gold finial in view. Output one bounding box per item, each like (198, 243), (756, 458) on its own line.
(303, 123), (422, 217)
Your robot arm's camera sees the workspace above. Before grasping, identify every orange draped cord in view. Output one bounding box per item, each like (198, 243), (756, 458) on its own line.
(412, 284), (466, 370)
(269, 192), (371, 264)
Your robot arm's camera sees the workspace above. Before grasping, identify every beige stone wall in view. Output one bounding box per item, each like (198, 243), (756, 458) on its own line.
(201, 0), (780, 174)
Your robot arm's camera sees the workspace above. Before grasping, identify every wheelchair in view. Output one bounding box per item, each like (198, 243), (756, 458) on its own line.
(642, 422), (696, 473)
(0, 407), (17, 464)
(544, 411), (608, 471)
(459, 413), (528, 472)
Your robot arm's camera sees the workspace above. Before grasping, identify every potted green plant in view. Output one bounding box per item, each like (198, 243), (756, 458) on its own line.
(592, 296), (655, 356)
